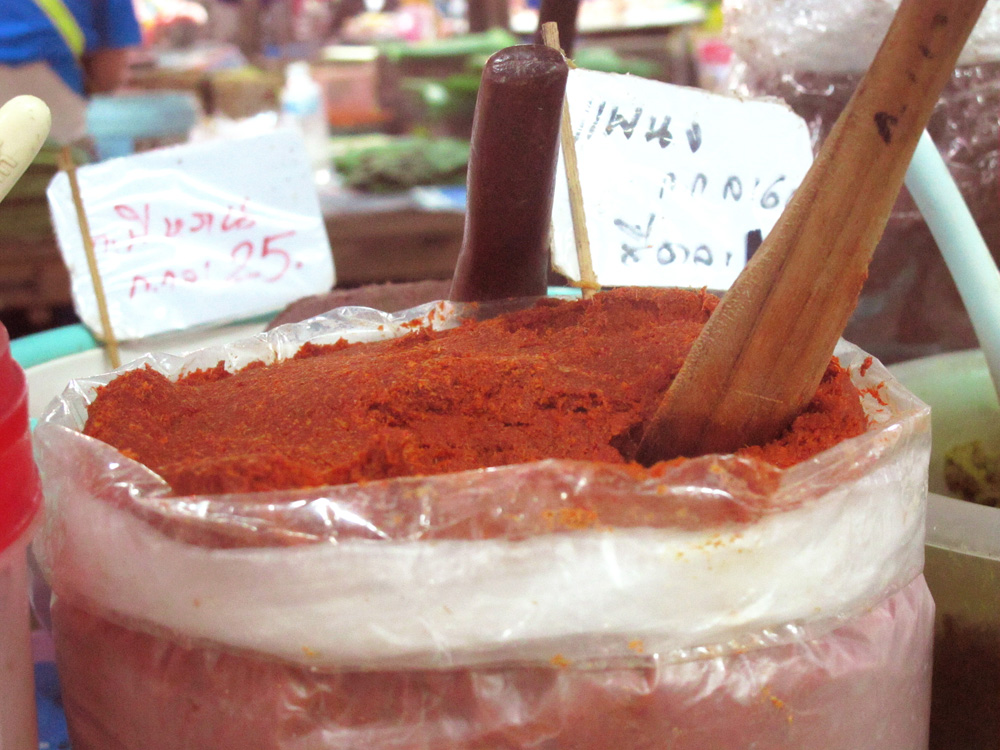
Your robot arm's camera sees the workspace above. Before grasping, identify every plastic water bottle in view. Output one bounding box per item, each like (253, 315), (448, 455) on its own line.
(280, 61), (331, 176)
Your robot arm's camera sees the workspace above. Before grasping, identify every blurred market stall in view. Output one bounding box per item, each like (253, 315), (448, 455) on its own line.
(0, 0), (713, 337)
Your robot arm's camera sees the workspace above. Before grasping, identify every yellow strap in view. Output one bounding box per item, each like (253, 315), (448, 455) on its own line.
(32, 0), (86, 58)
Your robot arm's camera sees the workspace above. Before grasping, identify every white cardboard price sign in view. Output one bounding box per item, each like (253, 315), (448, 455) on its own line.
(551, 69), (813, 290)
(48, 130), (334, 340)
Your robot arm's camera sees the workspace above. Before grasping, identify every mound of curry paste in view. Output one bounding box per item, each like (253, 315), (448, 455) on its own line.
(84, 288), (868, 495)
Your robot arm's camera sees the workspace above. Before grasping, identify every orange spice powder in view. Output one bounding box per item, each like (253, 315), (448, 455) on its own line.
(83, 288), (868, 496)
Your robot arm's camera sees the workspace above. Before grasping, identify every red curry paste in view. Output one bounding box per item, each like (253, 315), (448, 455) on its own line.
(83, 288), (868, 496)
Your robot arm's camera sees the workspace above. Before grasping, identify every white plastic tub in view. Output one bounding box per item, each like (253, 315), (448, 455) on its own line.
(890, 349), (1000, 750)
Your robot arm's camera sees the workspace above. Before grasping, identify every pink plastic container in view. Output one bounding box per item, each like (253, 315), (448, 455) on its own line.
(33, 303), (935, 749)
(0, 322), (41, 749)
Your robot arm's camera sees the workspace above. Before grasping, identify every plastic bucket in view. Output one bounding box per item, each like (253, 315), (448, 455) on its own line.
(32, 301), (935, 750)
(890, 350), (1000, 750)
(0, 322), (42, 749)
(86, 92), (200, 160)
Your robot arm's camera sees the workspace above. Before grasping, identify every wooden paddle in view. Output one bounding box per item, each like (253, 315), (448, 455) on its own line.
(636, 0), (989, 464)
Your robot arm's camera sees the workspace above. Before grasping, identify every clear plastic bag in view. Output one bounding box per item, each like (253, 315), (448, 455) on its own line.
(33, 301), (934, 749)
(725, 0), (1000, 363)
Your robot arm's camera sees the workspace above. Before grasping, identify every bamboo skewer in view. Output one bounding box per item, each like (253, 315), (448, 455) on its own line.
(637, 0), (989, 464)
(58, 146), (121, 369)
(540, 22), (600, 299)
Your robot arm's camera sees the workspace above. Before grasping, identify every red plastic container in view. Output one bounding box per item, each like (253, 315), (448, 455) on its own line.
(0, 322), (41, 749)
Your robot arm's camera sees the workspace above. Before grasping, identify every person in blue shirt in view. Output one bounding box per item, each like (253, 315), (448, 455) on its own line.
(0, 0), (141, 333)
(0, 0), (142, 143)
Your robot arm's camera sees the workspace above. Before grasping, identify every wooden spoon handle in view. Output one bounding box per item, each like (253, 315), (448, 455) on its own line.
(637, 0), (988, 463)
(449, 45), (568, 303)
(534, 0), (582, 56)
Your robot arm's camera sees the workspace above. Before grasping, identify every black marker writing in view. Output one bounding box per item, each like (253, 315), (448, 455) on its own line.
(606, 106), (642, 139)
(645, 116), (673, 148)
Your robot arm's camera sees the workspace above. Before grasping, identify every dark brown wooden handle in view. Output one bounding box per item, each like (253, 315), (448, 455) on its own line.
(637, 0), (988, 464)
(534, 0), (582, 56)
(449, 45), (568, 303)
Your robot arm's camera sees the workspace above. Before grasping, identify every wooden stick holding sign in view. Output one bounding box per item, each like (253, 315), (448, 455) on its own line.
(540, 22), (600, 299)
(57, 146), (121, 368)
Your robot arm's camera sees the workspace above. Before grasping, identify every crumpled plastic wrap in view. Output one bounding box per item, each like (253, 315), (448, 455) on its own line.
(33, 301), (934, 749)
(725, 0), (1000, 363)
(723, 0), (1000, 74)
